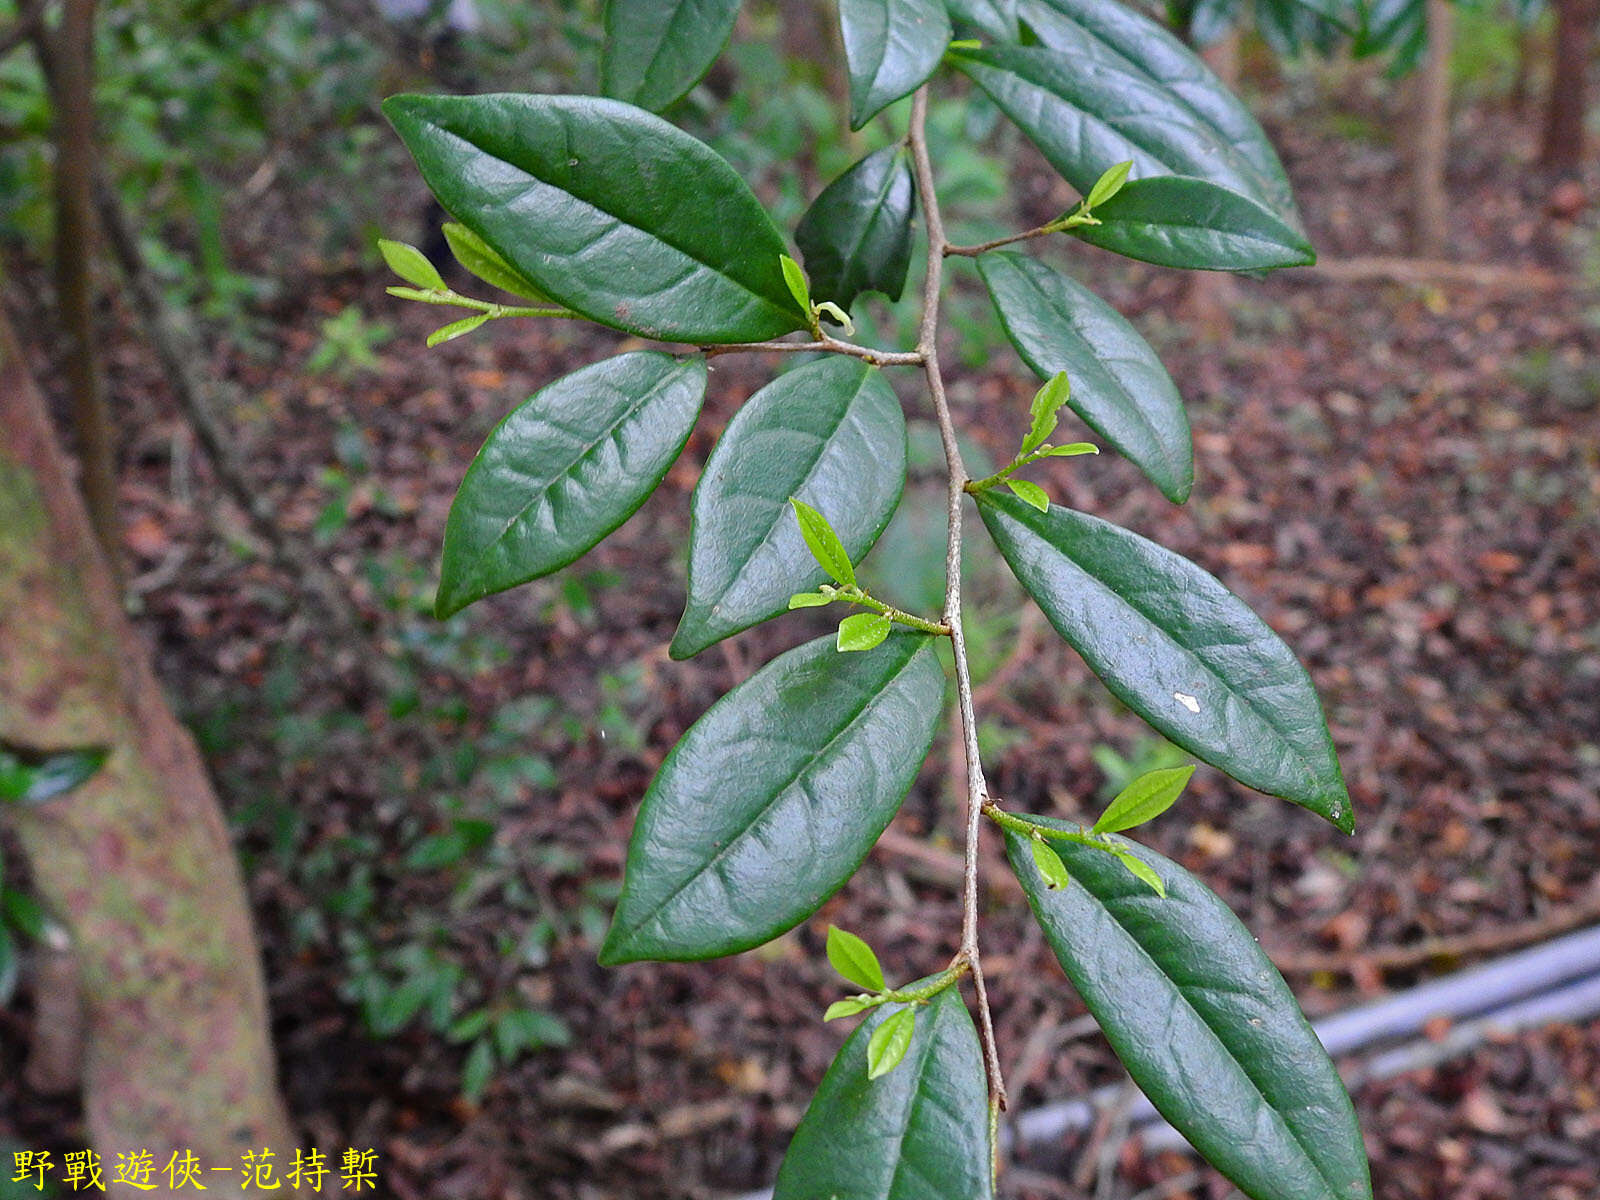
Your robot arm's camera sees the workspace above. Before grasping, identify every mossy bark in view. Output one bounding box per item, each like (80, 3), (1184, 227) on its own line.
(0, 316), (293, 1182)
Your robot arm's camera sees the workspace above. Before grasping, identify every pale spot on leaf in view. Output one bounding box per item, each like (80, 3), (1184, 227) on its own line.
(1173, 692), (1201, 714)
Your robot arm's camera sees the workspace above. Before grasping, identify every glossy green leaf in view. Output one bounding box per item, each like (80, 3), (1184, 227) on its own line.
(773, 986), (994, 1200)
(978, 252), (1192, 502)
(838, 0), (952, 129)
(1093, 765), (1196, 834)
(866, 1006), (917, 1078)
(1005, 818), (1370, 1200)
(794, 145), (916, 311)
(441, 222), (549, 301)
(827, 925), (887, 992)
(838, 611), (893, 651)
(1071, 175), (1315, 272)
(791, 497), (857, 587)
(671, 357), (906, 659)
(1012, 0), (1300, 226)
(427, 314), (489, 347)
(384, 93), (807, 344)
(780, 254), (813, 313)
(378, 238), (445, 290)
(0, 743), (110, 806)
(1005, 478), (1049, 512)
(825, 995), (881, 1022)
(601, 0), (741, 112)
(1030, 837), (1071, 888)
(946, 0), (1018, 39)
(601, 632), (945, 963)
(976, 492), (1353, 831)
(436, 353), (706, 617)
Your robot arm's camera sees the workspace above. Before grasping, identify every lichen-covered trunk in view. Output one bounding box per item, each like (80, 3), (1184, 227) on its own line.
(0, 316), (292, 1182)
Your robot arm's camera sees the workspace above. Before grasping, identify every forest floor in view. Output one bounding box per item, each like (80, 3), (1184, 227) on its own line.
(4, 60), (1600, 1200)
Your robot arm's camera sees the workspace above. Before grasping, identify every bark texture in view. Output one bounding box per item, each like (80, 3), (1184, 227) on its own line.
(1405, 0), (1454, 258)
(1541, 0), (1597, 172)
(0, 313), (293, 1182)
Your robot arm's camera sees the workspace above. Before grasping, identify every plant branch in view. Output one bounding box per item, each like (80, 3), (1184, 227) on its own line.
(700, 335), (923, 368)
(943, 222), (1062, 258)
(908, 85), (1007, 1114)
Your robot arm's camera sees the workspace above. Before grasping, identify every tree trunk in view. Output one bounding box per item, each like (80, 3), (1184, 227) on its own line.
(1541, 0), (1598, 172)
(1404, 0), (1454, 258)
(47, 0), (120, 575)
(0, 312), (293, 1184)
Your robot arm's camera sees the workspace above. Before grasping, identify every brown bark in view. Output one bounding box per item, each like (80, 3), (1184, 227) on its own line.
(46, 0), (120, 575)
(0, 312), (293, 1182)
(1404, 0), (1454, 259)
(1541, 0), (1598, 172)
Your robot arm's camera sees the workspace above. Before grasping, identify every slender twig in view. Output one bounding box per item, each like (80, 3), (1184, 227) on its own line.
(944, 223), (1062, 258)
(700, 335), (923, 368)
(907, 86), (1008, 1114)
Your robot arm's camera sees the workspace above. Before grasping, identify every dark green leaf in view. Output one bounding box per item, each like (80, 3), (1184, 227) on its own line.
(794, 145), (916, 311)
(866, 1006), (916, 1078)
(1, 888), (48, 941)
(774, 985), (994, 1200)
(0, 743), (110, 806)
(436, 353), (706, 618)
(378, 238), (445, 290)
(442, 222), (549, 300)
(671, 357), (905, 659)
(976, 493), (1353, 831)
(978, 252), (1192, 502)
(946, 0), (1018, 39)
(791, 498), (858, 587)
(1012, 0), (1301, 226)
(827, 925), (887, 991)
(1093, 765), (1196, 834)
(839, 0), (952, 129)
(601, 0), (742, 112)
(601, 632), (945, 963)
(838, 611), (893, 651)
(1070, 175), (1315, 272)
(1005, 819), (1370, 1200)
(384, 93), (807, 343)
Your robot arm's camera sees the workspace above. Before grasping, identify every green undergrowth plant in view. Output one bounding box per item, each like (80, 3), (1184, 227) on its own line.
(379, 0), (1370, 1194)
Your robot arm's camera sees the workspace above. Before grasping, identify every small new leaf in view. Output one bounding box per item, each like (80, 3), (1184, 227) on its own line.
(781, 254), (813, 313)
(1085, 160), (1134, 210)
(838, 612), (892, 652)
(790, 498), (857, 587)
(1024, 371), (1071, 454)
(378, 238), (446, 291)
(1005, 478), (1050, 513)
(826, 925), (887, 992)
(1091, 765), (1196, 834)
(824, 995), (881, 1022)
(1108, 847), (1166, 897)
(788, 591), (833, 609)
(1036, 442), (1099, 458)
(427, 314), (490, 347)
(442, 222), (549, 300)
(866, 1007), (916, 1079)
(1030, 837), (1071, 889)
